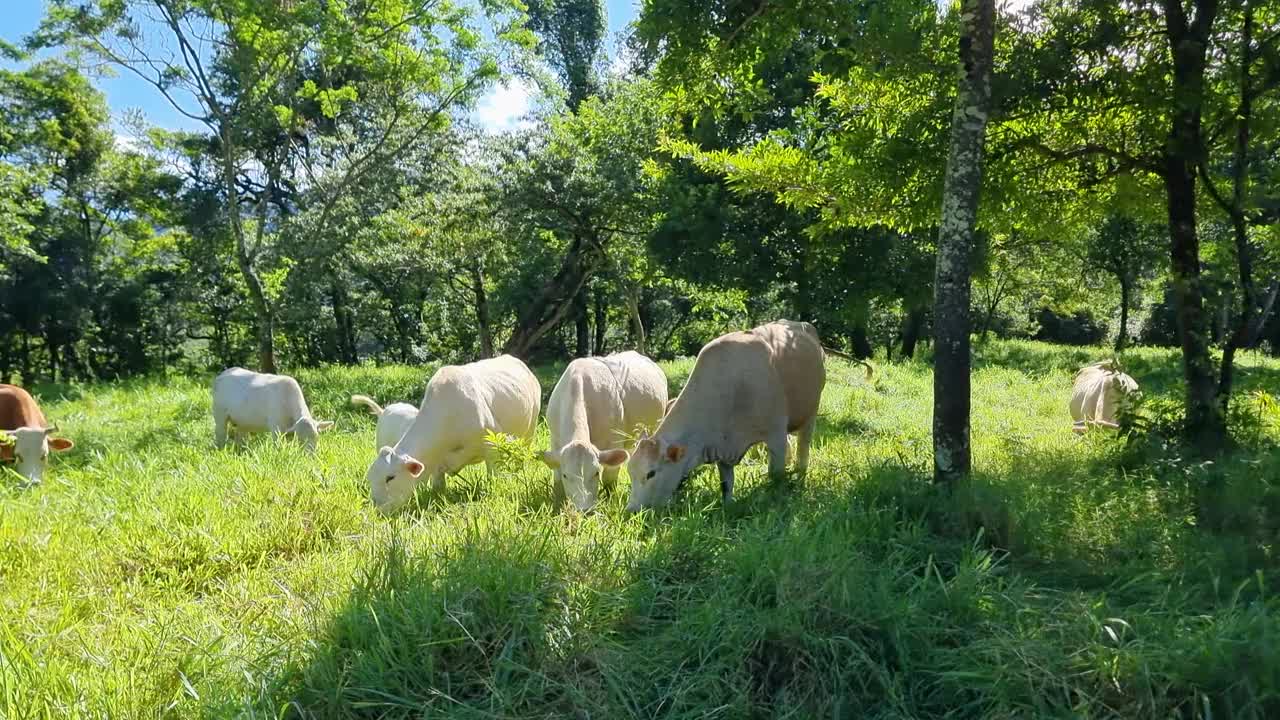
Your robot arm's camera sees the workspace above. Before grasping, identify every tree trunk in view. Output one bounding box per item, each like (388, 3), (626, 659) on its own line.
(1116, 277), (1131, 351)
(330, 271), (357, 364)
(20, 334), (31, 384)
(593, 287), (608, 355)
(390, 298), (413, 364)
(1162, 0), (1222, 451)
(932, 0), (994, 485)
(978, 303), (996, 340)
(901, 306), (926, 359)
(471, 263), (494, 359)
(1216, 0), (1256, 418)
(1250, 280), (1280, 347)
(503, 235), (597, 358)
(45, 330), (60, 384)
(627, 290), (646, 354)
(63, 342), (88, 382)
(849, 325), (873, 359)
(574, 287), (590, 358)
(219, 126), (277, 374)
(1164, 162), (1220, 449)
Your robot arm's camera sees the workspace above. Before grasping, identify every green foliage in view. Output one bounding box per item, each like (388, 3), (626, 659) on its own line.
(524, 0), (607, 110)
(483, 428), (538, 471)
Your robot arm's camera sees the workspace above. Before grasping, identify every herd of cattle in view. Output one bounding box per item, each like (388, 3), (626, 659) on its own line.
(1, 320), (1142, 513)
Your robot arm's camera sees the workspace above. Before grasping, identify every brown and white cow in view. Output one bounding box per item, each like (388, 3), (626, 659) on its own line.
(0, 384), (74, 484)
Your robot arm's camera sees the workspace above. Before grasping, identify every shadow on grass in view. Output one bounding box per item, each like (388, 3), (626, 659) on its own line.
(250, 438), (1280, 718)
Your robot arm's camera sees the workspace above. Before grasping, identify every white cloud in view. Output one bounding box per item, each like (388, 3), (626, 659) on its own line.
(474, 79), (534, 133)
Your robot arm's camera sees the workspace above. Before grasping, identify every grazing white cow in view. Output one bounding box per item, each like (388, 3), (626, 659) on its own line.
(627, 320), (825, 511)
(367, 355), (540, 514)
(212, 368), (334, 451)
(351, 394), (418, 450)
(540, 352), (668, 511)
(1, 384), (74, 485)
(1070, 360), (1139, 433)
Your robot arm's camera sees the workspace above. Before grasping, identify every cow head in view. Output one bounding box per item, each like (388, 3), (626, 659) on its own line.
(625, 432), (693, 512)
(1107, 372), (1142, 427)
(4, 426), (73, 484)
(541, 440), (628, 511)
(367, 445), (427, 514)
(287, 417), (334, 452)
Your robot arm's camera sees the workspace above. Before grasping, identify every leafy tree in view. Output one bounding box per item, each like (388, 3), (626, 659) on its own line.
(1083, 215), (1166, 350)
(0, 61), (183, 381)
(525, 0), (607, 111)
(35, 0), (522, 372)
(1000, 0), (1280, 450)
(495, 79), (667, 358)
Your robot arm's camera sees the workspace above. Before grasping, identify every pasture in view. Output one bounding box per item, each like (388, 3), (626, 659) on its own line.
(4, 339), (1280, 718)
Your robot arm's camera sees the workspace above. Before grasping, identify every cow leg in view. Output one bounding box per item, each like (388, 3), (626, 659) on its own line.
(214, 414), (228, 448)
(718, 462), (735, 504)
(602, 466), (619, 496)
(430, 471), (447, 492)
(766, 427), (788, 481)
(795, 414), (816, 476)
(552, 473), (567, 505)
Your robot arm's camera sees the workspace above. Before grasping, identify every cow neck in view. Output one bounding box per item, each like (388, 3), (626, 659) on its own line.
(564, 373), (593, 445)
(653, 401), (704, 465)
(394, 399), (442, 459)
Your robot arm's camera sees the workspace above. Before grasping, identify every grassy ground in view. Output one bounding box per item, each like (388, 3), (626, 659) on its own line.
(3, 339), (1280, 718)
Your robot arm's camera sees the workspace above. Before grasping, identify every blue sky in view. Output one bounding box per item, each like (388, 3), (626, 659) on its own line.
(3, 0), (640, 133)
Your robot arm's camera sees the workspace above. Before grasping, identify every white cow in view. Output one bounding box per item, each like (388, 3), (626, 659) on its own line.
(367, 354), (540, 514)
(212, 368), (334, 451)
(540, 352), (668, 511)
(1070, 361), (1139, 433)
(627, 320), (826, 511)
(351, 394), (419, 450)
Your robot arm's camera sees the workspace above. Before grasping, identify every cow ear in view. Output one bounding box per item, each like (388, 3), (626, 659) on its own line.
(540, 451), (560, 469)
(664, 443), (685, 463)
(49, 437), (74, 452)
(598, 448), (629, 467)
(402, 456), (425, 478)
(316, 420), (335, 432)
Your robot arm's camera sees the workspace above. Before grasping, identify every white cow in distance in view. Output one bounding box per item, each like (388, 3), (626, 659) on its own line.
(541, 352), (668, 511)
(627, 320), (826, 511)
(351, 394), (418, 450)
(212, 368), (334, 451)
(1070, 360), (1140, 433)
(367, 354), (540, 515)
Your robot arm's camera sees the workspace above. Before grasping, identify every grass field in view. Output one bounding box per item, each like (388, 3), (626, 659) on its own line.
(4, 339), (1280, 718)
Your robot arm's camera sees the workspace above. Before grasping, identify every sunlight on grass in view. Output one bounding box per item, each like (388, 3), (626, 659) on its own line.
(3, 340), (1280, 717)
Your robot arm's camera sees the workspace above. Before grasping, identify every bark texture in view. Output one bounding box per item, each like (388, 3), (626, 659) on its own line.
(1161, 0), (1221, 451)
(932, 0), (994, 485)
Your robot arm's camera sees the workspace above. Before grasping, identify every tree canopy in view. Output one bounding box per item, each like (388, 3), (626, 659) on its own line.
(3, 0), (1279, 458)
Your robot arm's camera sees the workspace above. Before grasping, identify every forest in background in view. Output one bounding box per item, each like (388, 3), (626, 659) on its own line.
(2, 0), (1279, 462)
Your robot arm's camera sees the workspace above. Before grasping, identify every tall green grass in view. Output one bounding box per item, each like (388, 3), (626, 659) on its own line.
(3, 340), (1279, 718)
